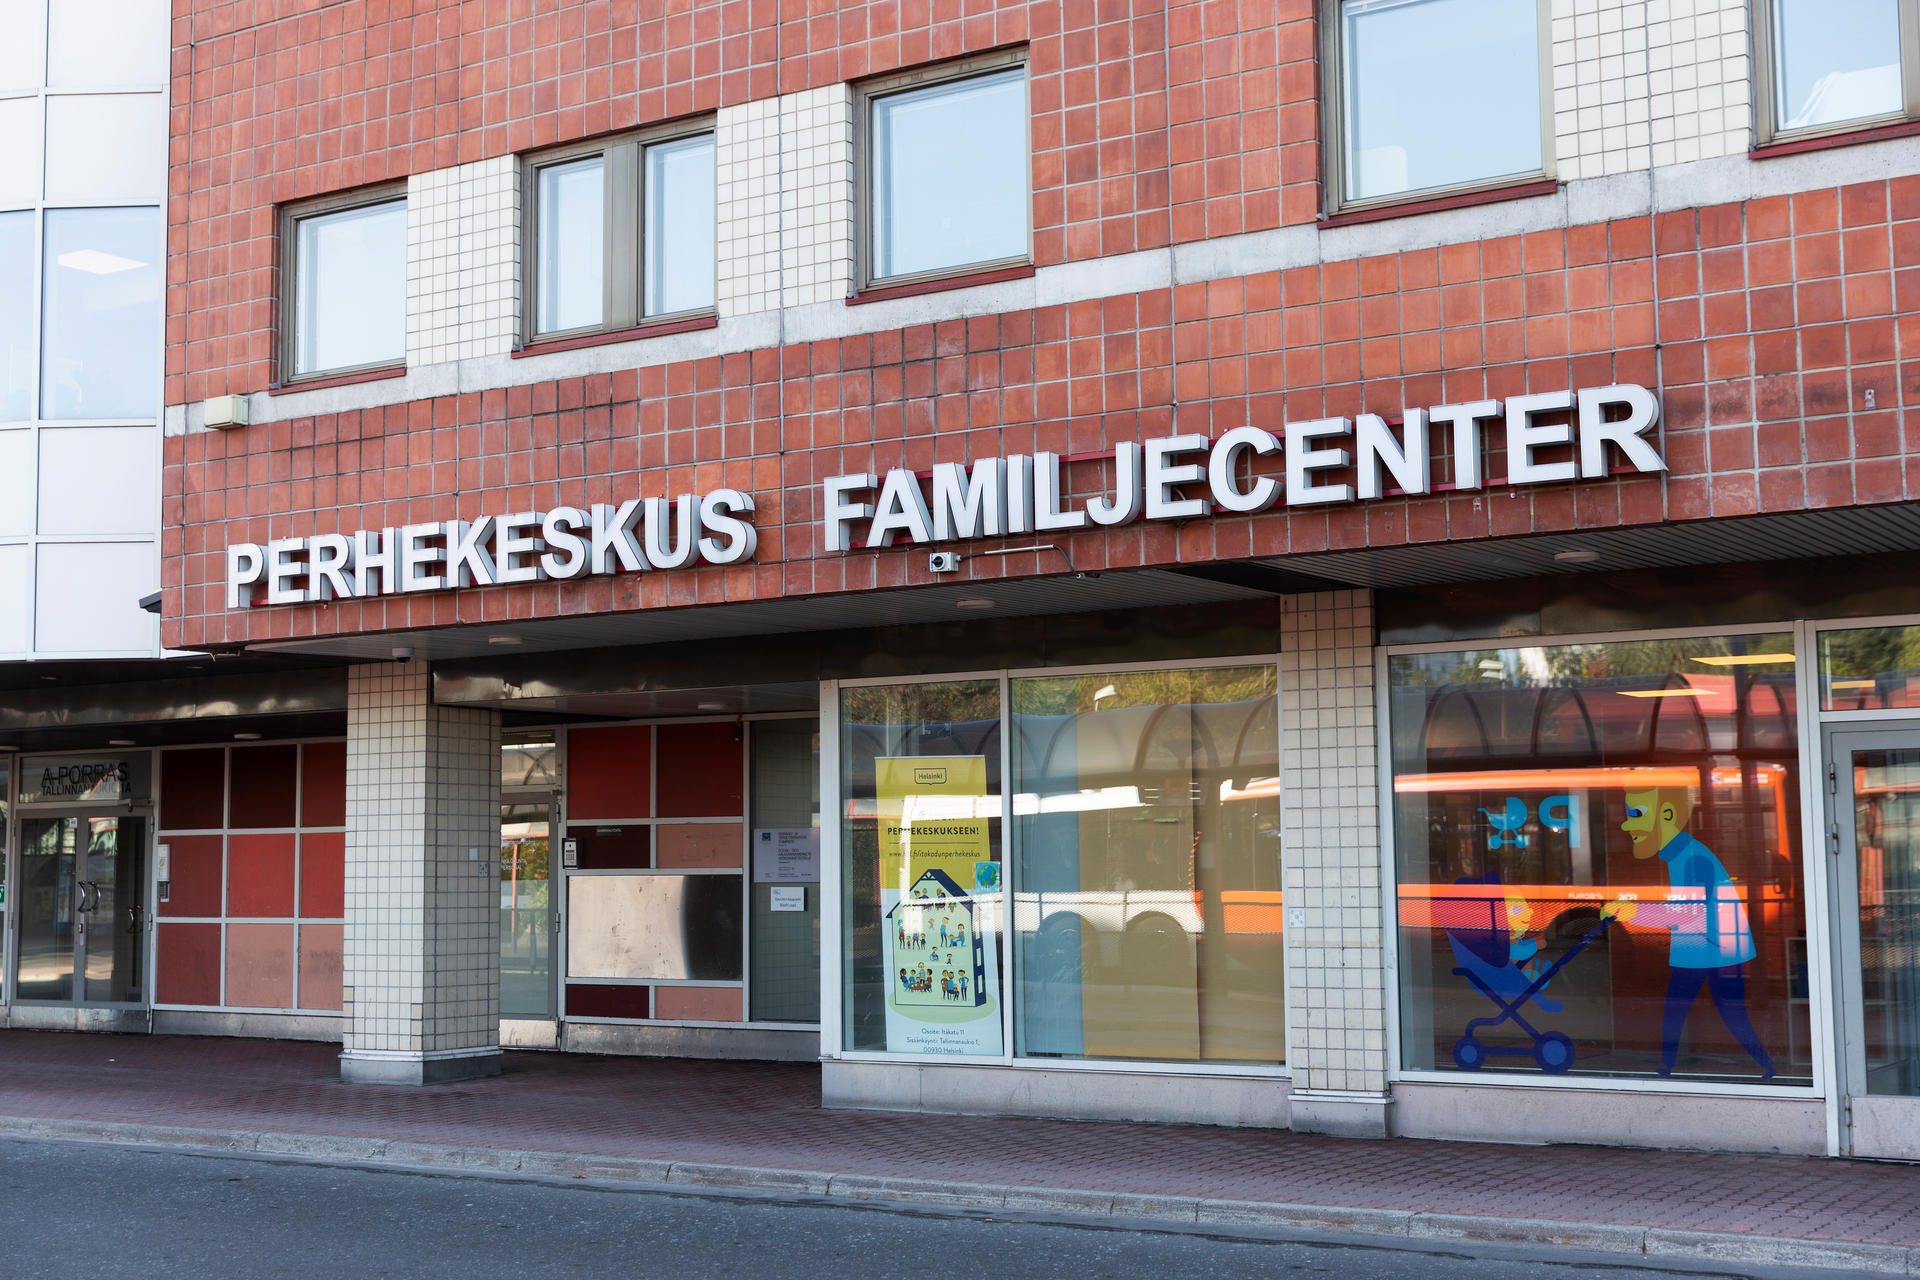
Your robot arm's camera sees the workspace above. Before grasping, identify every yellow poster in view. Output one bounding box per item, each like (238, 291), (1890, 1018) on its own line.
(877, 755), (992, 892)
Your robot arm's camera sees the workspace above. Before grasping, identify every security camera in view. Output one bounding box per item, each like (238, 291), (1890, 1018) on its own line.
(392, 646), (414, 662)
(928, 552), (962, 573)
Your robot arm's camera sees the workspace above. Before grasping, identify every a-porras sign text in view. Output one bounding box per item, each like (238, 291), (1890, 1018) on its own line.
(226, 386), (1661, 608)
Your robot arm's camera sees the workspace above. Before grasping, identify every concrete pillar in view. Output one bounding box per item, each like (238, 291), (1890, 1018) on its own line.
(340, 660), (502, 1085)
(1281, 590), (1392, 1138)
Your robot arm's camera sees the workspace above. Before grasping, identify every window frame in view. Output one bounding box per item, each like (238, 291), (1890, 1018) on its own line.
(854, 48), (1033, 295)
(277, 184), (409, 386)
(1752, 0), (1920, 150)
(1319, 0), (1556, 218)
(519, 116), (718, 347)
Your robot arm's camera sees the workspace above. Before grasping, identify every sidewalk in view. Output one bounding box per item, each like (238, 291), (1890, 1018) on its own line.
(2, 1030), (1916, 1272)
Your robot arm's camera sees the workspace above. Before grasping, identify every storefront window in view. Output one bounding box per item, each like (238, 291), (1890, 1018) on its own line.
(1011, 666), (1283, 1063)
(841, 679), (1003, 1055)
(750, 719), (821, 1023)
(1391, 634), (1808, 1084)
(1821, 625), (1920, 711)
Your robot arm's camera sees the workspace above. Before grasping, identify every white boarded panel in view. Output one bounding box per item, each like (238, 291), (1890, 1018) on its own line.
(35, 540), (154, 653)
(0, 0), (45, 93)
(44, 94), (163, 204)
(0, 542), (26, 654)
(47, 0), (167, 87)
(38, 426), (154, 534)
(0, 430), (29, 535)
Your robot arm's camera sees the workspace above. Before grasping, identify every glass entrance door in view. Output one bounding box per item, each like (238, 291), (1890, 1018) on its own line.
(1831, 729), (1920, 1155)
(16, 814), (147, 1004)
(501, 802), (554, 1018)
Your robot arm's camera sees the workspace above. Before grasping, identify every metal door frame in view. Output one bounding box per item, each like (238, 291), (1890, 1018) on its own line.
(9, 807), (151, 1009)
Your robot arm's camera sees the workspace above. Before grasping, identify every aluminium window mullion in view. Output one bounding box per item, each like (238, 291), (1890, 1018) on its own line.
(1902, 0), (1920, 123)
(606, 142), (640, 331)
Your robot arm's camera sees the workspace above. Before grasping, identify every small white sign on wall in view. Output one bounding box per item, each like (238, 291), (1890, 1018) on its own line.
(769, 886), (807, 912)
(753, 828), (820, 883)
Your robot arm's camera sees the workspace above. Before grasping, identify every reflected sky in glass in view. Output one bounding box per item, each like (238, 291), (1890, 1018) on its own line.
(41, 206), (160, 420)
(294, 199), (405, 376)
(645, 135), (715, 316)
(873, 69), (1027, 280)
(1775, 0), (1902, 129)
(537, 157), (604, 333)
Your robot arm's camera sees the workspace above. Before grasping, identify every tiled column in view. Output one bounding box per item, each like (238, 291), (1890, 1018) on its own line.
(1281, 590), (1392, 1137)
(340, 661), (503, 1085)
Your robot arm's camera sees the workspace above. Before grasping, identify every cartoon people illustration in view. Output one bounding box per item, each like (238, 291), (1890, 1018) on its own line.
(1615, 787), (1774, 1080)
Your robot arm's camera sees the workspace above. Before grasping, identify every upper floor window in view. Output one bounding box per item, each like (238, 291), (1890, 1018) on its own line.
(281, 188), (406, 382)
(857, 52), (1029, 290)
(525, 121), (716, 343)
(1758, 0), (1919, 146)
(1327, 0), (1550, 213)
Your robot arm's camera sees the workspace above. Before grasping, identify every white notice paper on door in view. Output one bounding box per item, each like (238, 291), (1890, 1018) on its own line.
(753, 828), (820, 883)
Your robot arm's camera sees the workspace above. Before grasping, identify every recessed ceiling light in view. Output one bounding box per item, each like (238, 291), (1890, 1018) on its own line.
(39, 676), (56, 681)
(1553, 549), (1600, 563)
(488, 635), (522, 645)
(58, 248), (146, 275)
(233, 732), (262, 740)
(697, 701), (728, 711)
(956, 598), (995, 609)
(109, 739), (135, 747)
(0, 745), (16, 752)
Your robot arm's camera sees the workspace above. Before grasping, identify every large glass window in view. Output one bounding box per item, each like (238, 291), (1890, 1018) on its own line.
(750, 718), (822, 1023)
(1768, 0), (1910, 138)
(1822, 625), (1920, 711)
(841, 679), (1004, 1055)
(288, 196), (406, 379)
(1337, 0), (1544, 206)
(866, 64), (1028, 286)
(1, 210), (31, 421)
(41, 206), (160, 419)
(1012, 667), (1283, 1064)
(526, 127), (715, 341)
(1391, 634), (1808, 1085)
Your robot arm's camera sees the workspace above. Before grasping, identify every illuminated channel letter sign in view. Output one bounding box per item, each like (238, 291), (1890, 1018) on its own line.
(819, 385), (1664, 552)
(224, 491), (756, 608)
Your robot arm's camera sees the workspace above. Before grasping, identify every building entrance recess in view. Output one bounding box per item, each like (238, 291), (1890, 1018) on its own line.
(15, 814), (146, 1007)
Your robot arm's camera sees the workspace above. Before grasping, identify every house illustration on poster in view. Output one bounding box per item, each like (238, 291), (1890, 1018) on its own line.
(886, 869), (988, 1010)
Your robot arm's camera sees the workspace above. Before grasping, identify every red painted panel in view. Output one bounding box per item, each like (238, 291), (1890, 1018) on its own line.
(299, 831), (345, 918)
(566, 984), (650, 1018)
(568, 725), (652, 819)
(227, 832), (296, 917)
(656, 723), (743, 818)
(654, 986), (742, 1022)
(229, 744), (298, 829)
(159, 834), (222, 918)
(300, 741), (347, 828)
(160, 748), (225, 832)
(297, 924), (343, 1010)
(156, 922), (221, 1005)
(225, 922), (294, 1008)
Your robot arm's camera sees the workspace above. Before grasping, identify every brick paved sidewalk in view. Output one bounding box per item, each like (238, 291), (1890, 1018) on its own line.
(2, 1029), (1916, 1247)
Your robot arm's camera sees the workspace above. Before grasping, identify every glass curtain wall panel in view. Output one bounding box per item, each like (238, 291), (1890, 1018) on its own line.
(1, 210), (31, 421)
(1390, 633), (1808, 1084)
(40, 206), (160, 419)
(1011, 666), (1284, 1063)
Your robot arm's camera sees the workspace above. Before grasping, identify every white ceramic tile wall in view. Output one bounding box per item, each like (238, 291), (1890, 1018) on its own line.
(1281, 590), (1385, 1094)
(343, 661), (502, 1056)
(408, 157), (521, 366)
(716, 83), (854, 317)
(1552, 0), (1752, 179)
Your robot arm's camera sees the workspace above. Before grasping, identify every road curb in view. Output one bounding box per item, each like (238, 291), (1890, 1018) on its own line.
(0, 1113), (1908, 1273)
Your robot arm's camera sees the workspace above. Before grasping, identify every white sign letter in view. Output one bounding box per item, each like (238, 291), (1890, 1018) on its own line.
(1208, 426), (1281, 513)
(1285, 418), (1354, 506)
(1578, 384), (1665, 477)
(1505, 391), (1577, 485)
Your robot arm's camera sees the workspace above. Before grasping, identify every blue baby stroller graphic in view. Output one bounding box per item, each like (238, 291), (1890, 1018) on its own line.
(1479, 797), (1529, 849)
(1438, 871), (1615, 1074)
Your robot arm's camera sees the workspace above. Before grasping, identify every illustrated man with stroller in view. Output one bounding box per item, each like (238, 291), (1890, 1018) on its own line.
(1611, 786), (1775, 1080)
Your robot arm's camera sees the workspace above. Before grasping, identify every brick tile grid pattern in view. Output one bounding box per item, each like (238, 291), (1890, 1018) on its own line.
(169, 0), (1306, 401)
(165, 179), (1920, 649)
(5, 1033), (1920, 1243)
(715, 84), (853, 318)
(343, 661), (501, 1056)
(1550, 0), (1752, 180)
(1281, 590), (1383, 1094)
(407, 156), (521, 366)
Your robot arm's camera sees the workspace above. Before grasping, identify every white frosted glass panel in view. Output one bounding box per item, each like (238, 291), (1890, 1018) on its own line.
(1342, 0), (1541, 201)
(0, 98), (39, 208)
(643, 135), (714, 316)
(872, 70), (1027, 280)
(41, 207), (160, 420)
(0, 0), (44, 92)
(0, 210), (31, 421)
(0, 543), (27, 653)
(294, 199), (406, 376)
(1775, 0), (1904, 130)
(0, 431), (29, 535)
(38, 426), (154, 534)
(47, 0), (167, 86)
(44, 94), (165, 204)
(34, 540), (154, 653)
(535, 157), (603, 334)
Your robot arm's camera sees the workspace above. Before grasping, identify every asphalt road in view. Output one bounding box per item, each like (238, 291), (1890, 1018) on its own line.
(0, 1138), (1835, 1279)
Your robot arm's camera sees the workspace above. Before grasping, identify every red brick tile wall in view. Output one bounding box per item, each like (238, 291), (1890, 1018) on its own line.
(163, 180), (1920, 649)
(170, 0), (1313, 403)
